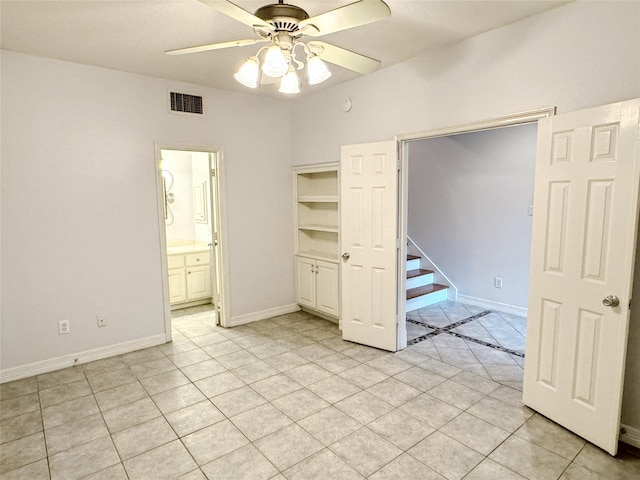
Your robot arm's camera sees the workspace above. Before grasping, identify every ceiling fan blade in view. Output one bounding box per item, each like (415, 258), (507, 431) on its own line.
(200, 0), (275, 32)
(308, 41), (381, 75)
(299, 0), (390, 37)
(165, 38), (267, 55)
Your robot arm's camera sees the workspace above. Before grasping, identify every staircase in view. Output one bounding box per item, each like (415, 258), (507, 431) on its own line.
(406, 254), (448, 311)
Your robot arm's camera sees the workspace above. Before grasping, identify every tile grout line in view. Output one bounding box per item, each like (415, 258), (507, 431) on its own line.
(407, 310), (526, 358)
(9, 307), (632, 480)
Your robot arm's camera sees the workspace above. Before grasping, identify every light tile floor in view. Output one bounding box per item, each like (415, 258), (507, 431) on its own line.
(1, 305), (639, 479)
(406, 301), (527, 390)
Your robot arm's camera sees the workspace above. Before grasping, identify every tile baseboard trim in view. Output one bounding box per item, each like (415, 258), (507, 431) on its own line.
(457, 295), (527, 317)
(620, 424), (640, 449)
(228, 303), (300, 327)
(0, 334), (166, 384)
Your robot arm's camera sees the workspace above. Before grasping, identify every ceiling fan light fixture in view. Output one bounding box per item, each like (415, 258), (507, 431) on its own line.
(279, 67), (300, 94)
(262, 44), (288, 78)
(234, 56), (260, 88)
(306, 54), (331, 85)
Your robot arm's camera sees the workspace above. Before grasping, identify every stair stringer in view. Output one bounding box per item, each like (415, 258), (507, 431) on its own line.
(407, 236), (458, 301)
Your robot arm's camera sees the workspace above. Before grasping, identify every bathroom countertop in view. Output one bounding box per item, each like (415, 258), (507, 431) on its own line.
(166, 241), (210, 255)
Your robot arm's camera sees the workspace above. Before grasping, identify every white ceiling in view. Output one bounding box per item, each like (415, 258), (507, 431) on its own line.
(0, 0), (570, 97)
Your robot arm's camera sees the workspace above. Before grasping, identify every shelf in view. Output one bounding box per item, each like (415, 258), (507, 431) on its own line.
(296, 251), (339, 262)
(299, 224), (338, 233)
(298, 229), (337, 260)
(298, 195), (338, 203)
(297, 171), (338, 197)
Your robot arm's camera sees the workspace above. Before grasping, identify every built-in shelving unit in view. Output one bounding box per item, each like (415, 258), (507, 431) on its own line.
(294, 164), (340, 320)
(295, 167), (339, 261)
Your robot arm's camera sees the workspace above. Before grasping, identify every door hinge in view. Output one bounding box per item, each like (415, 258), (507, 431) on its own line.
(396, 159), (401, 171)
(211, 169), (216, 177)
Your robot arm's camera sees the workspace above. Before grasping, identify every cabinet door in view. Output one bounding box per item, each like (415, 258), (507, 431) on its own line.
(296, 256), (316, 308)
(316, 260), (339, 317)
(168, 268), (187, 304)
(186, 265), (211, 300)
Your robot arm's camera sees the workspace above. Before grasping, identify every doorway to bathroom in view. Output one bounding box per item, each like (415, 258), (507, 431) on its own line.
(156, 145), (229, 337)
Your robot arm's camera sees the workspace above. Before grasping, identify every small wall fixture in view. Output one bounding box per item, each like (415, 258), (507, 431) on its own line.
(162, 169), (175, 226)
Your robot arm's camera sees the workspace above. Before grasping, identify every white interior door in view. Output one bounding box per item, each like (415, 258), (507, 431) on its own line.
(340, 141), (398, 351)
(523, 99), (640, 455)
(208, 153), (222, 324)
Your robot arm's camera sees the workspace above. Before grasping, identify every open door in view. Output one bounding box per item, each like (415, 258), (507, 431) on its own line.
(523, 99), (640, 455)
(340, 141), (398, 351)
(208, 152), (222, 325)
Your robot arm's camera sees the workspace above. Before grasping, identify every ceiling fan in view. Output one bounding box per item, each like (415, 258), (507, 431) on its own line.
(166, 0), (391, 93)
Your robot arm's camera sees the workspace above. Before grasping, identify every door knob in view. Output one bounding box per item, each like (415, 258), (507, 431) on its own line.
(602, 295), (620, 307)
(342, 253), (350, 261)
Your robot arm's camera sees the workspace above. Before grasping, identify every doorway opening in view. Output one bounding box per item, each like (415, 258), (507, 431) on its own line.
(396, 108), (555, 386)
(155, 145), (229, 340)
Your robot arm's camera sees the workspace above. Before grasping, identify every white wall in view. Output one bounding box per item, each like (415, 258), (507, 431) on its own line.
(192, 152), (212, 243)
(162, 150), (196, 242)
(2, 0), (640, 438)
(289, 0), (640, 439)
(1, 51), (294, 372)
(408, 124), (537, 308)
(291, 1), (640, 166)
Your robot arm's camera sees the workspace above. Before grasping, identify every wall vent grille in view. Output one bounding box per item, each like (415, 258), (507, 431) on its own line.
(169, 92), (204, 115)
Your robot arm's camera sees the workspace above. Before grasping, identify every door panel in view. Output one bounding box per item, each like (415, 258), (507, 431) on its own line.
(316, 260), (339, 317)
(340, 141), (398, 351)
(296, 256), (316, 308)
(524, 99), (640, 455)
(168, 268), (187, 304)
(186, 265), (211, 299)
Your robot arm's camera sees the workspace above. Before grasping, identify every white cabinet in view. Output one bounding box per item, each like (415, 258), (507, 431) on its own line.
(168, 250), (211, 307)
(296, 256), (317, 308)
(186, 265), (211, 300)
(168, 268), (187, 304)
(295, 257), (339, 318)
(294, 164), (340, 320)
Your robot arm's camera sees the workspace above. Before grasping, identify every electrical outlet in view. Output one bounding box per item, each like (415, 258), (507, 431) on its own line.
(97, 314), (107, 328)
(494, 277), (503, 289)
(58, 319), (70, 335)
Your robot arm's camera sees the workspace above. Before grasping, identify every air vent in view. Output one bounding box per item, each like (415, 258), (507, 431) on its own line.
(169, 92), (204, 115)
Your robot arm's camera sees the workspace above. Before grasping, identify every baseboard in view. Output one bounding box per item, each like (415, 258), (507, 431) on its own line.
(299, 306), (339, 324)
(620, 424), (640, 449)
(0, 334), (166, 384)
(228, 303), (300, 327)
(457, 294), (528, 317)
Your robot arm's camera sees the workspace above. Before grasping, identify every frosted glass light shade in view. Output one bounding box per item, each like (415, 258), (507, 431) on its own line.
(306, 55), (331, 85)
(262, 45), (288, 78)
(234, 57), (259, 88)
(279, 68), (300, 94)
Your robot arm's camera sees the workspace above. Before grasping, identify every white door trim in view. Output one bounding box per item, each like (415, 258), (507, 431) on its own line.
(395, 107), (556, 350)
(154, 143), (231, 342)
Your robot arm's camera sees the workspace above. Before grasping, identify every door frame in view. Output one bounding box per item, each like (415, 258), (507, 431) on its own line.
(154, 142), (231, 341)
(395, 107), (556, 350)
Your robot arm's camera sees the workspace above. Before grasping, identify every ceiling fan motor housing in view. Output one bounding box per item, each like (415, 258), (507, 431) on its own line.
(254, 3), (309, 34)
